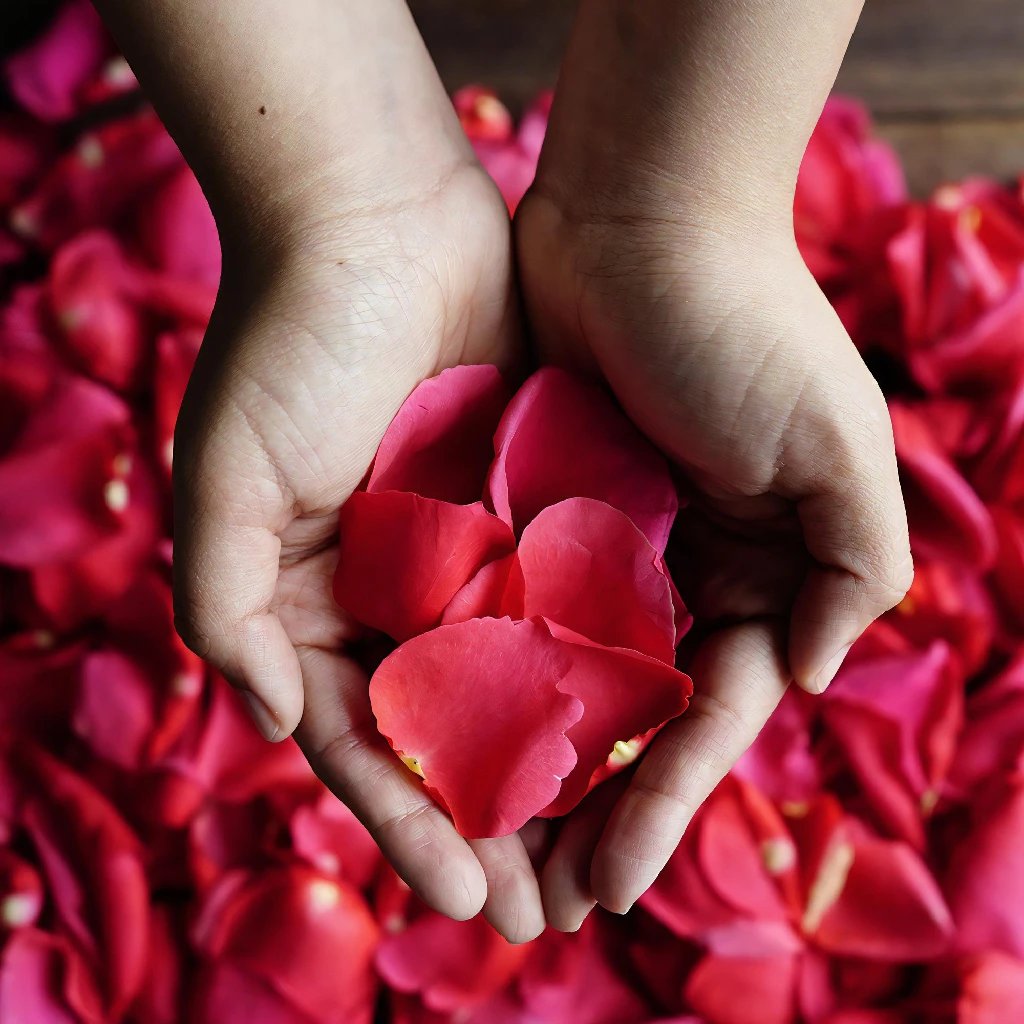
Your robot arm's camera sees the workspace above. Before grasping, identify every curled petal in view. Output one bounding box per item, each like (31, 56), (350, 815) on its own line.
(487, 368), (678, 552)
(368, 364), (508, 504)
(333, 492), (515, 641)
(518, 498), (677, 662)
(539, 620), (691, 817)
(440, 553), (522, 626)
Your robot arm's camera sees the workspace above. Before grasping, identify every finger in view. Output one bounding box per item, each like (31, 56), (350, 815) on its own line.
(173, 438), (305, 740)
(789, 392), (913, 693)
(540, 776), (627, 932)
(294, 645), (487, 921)
(590, 619), (789, 913)
(469, 833), (546, 944)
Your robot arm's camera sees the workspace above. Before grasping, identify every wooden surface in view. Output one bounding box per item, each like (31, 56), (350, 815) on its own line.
(409, 0), (1024, 195)
(4, 0), (1023, 195)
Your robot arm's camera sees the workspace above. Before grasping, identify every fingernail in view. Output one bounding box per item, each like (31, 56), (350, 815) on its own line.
(599, 897), (635, 916)
(241, 691), (280, 741)
(814, 643), (852, 693)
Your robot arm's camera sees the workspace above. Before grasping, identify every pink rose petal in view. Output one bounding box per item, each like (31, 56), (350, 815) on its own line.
(487, 367), (678, 552)
(368, 364), (509, 504)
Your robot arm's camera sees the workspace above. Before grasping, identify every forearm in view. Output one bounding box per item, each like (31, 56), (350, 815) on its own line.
(92, 0), (471, 248)
(535, 0), (864, 232)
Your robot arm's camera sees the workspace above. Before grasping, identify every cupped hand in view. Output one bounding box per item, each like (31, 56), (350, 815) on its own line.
(173, 160), (548, 941)
(514, 192), (913, 928)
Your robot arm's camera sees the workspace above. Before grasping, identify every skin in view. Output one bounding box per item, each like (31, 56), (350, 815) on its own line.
(94, 0), (911, 942)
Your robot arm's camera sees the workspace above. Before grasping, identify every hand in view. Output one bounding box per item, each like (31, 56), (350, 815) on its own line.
(172, 160), (549, 941)
(514, 190), (913, 928)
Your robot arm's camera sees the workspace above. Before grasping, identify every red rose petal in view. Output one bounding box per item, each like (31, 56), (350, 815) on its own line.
(440, 552), (522, 626)
(891, 401), (997, 570)
(539, 620), (691, 817)
(192, 867), (379, 1024)
(0, 372), (132, 567)
(487, 367), (678, 551)
(368, 364), (509, 505)
(812, 835), (953, 961)
(518, 498), (677, 662)
(48, 231), (149, 392)
(135, 165), (220, 286)
(686, 951), (799, 1024)
(333, 492), (515, 641)
(947, 778), (1024, 960)
(376, 911), (528, 1013)
(0, 928), (106, 1024)
(369, 617), (583, 837)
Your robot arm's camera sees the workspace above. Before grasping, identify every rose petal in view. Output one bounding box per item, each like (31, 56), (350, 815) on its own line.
(539, 619), (691, 817)
(192, 867), (379, 1024)
(376, 911), (528, 1013)
(947, 778), (1024, 959)
(822, 640), (963, 847)
(369, 617), (583, 837)
(368, 364), (509, 504)
(487, 367), (678, 552)
(0, 928), (105, 1024)
(518, 498), (677, 662)
(440, 553), (522, 626)
(333, 492), (515, 640)
(135, 165), (220, 285)
(813, 835), (953, 961)
(891, 401), (997, 570)
(957, 952), (1024, 1024)
(3, 0), (111, 122)
(685, 951), (799, 1024)
(0, 372), (132, 567)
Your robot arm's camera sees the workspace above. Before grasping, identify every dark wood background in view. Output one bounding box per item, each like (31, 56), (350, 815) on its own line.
(407, 0), (1024, 196)
(3, 0), (1023, 196)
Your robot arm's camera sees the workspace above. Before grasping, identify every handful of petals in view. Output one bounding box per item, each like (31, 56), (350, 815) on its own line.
(333, 365), (693, 837)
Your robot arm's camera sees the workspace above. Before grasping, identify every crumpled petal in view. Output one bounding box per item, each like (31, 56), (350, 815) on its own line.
(368, 364), (509, 504)
(333, 492), (515, 641)
(369, 617), (584, 837)
(517, 497), (677, 662)
(486, 367), (678, 552)
(539, 619), (691, 817)
(822, 640), (963, 848)
(685, 950), (799, 1024)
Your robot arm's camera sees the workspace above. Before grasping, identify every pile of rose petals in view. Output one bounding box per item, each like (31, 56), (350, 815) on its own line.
(2, 4), (1024, 1022)
(333, 364), (692, 837)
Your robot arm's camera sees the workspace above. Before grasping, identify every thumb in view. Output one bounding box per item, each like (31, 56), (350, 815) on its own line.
(172, 397), (305, 740)
(788, 385), (914, 693)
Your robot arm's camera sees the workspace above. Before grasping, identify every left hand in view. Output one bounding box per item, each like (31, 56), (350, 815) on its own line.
(514, 186), (912, 929)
